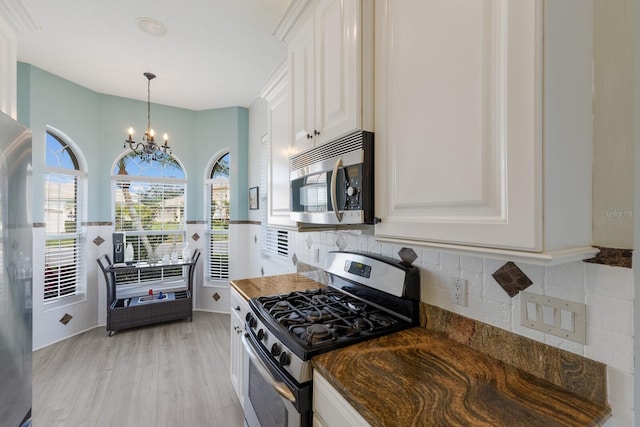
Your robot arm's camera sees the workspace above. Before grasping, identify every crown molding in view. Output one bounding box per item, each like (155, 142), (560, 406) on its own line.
(273, 0), (311, 41)
(0, 0), (37, 33)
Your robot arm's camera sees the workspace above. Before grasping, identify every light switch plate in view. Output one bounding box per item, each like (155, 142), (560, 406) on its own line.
(519, 291), (586, 344)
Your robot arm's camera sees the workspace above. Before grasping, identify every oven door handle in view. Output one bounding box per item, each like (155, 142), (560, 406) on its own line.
(330, 158), (343, 223)
(242, 333), (296, 404)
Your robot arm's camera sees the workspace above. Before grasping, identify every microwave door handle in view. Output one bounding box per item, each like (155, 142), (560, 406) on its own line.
(330, 158), (343, 222)
(241, 334), (296, 403)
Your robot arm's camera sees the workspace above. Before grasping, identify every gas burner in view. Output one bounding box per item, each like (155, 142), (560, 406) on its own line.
(274, 301), (289, 310)
(304, 308), (332, 323)
(304, 324), (333, 344)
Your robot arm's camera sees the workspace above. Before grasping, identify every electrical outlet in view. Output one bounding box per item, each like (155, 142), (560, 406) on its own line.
(449, 277), (467, 306)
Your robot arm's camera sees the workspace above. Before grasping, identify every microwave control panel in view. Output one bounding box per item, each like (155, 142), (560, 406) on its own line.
(343, 165), (361, 210)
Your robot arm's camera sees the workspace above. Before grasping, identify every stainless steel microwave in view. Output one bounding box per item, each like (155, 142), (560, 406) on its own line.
(289, 131), (375, 226)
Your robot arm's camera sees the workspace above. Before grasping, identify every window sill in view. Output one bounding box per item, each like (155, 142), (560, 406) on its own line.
(43, 293), (87, 311)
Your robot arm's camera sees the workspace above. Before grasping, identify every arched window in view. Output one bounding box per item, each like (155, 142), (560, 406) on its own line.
(112, 151), (187, 284)
(205, 152), (230, 281)
(44, 129), (86, 302)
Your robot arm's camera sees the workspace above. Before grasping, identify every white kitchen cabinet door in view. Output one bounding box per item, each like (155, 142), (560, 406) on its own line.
(288, 12), (316, 154)
(313, 370), (370, 427)
(230, 288), (250, 408)
(285, 0), (373, 155)
(374, 0), (595, 262)
(262, 63), (297, 229)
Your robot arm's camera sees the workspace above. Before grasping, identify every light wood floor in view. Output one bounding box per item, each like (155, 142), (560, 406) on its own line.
(33, 312), (243, 427)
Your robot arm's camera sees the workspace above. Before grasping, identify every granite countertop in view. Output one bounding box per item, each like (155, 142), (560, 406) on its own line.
(230, 272), (326, 301)
(312, 327), (611, 427)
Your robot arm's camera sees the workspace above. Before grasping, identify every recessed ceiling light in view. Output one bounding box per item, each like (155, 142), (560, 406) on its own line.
(136, 17), (168, 37)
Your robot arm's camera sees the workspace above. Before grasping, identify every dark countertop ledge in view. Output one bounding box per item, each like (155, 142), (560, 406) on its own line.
(312, 327), (611, 427)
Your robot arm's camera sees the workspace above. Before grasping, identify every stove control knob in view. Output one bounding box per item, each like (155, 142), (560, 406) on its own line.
(246, 314), (258, 329)
(270, 343), (282, 357)
(347, 186), (357, 197)
(245, 312), (252, 322)
(279, 352), (291, 367)
(257, 329), (265, 340)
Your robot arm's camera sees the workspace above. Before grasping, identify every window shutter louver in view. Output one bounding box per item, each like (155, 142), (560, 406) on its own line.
(205, 154), (230, 281)
(260, 135), (290, 259)
(44, 169), (85, 302)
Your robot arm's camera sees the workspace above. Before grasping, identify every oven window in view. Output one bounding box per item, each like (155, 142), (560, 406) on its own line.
(248, 360), (287, 426)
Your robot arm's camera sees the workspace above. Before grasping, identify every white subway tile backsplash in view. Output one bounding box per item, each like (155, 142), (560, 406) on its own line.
(586, 294), (633, 336)
(545, 262), (586, 301)
(586, 327), (634, 372)
(482, 274), (512, 303)
(440, 252), (460, 270)
(482, 257), (506, 275)
(607, 368), (634, 412)
(460, 255), (483, 273)
(483, 298), (511, 329)
(421, 249), (440, 266)
(585, 263), (634, 301)
(518, 263), (545, 287)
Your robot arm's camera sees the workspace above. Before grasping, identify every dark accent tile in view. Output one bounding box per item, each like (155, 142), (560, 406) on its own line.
(254, 235), (258, 244)
(583, 246), (632, 268)
(305, 235), (314, 249)
(292, 253), (298, 266)
(60, 313), (72, 325)
(260, 267), (264, 276)
(212, 293), (220, 301)
(491, 261), (532, 297)
(191, 233), (200, 241)
(93, 236), (105, 246)
(398, 247), (417, 266)
(336, 235), (347, 251)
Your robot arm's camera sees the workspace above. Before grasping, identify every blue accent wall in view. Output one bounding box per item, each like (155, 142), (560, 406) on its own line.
(17, 63), (249, 223)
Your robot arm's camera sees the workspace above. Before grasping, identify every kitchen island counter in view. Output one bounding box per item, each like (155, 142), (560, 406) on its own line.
(312, 327), (611, 427)
(230, 272), (326, 301)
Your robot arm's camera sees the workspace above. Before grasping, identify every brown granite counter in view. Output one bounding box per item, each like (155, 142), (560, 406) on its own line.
(230, 273), (326, 301)
(312, 327), (611, 427)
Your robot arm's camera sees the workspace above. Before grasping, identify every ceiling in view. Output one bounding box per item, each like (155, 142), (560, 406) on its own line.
(14, 0), (290, 110)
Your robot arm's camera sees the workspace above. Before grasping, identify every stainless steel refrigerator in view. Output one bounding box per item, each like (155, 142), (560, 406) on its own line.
(0, 111), (32, 426)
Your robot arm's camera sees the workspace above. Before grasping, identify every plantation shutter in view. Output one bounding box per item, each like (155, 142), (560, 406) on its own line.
(260, 134), (289, 259)
(44, 171), (84, 301)
(206, 154), (230, 281)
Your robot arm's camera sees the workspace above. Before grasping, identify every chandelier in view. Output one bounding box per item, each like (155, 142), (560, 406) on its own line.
(124, 72), (171, 160)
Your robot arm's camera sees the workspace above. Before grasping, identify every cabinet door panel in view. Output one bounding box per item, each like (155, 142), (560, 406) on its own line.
(375, 0), (540, 250)
(315, 0), (360, 144)
(268, 82), (296, 228)
(289, 14), (316, 154)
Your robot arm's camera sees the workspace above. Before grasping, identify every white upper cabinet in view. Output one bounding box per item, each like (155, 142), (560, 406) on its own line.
(277, 0), (374, 155)
(374, 0), (596, 263)
(260, 62), (297, 229)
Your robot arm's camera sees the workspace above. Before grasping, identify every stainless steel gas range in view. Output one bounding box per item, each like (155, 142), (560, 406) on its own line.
(242, 251), (420, 427)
